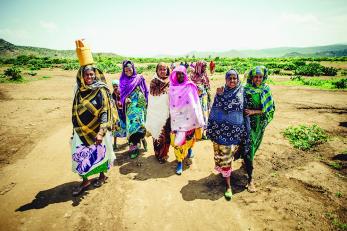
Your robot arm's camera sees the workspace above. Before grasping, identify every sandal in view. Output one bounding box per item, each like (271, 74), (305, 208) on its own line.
(142, 139), (148, 152)
(246, 180), (257, 193)
(72, 180), (90, 196)
(93, 175), (108, 188)
(224, 189), (233, 200)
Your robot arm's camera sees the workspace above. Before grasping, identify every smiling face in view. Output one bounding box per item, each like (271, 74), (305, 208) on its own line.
(124, 66), (134, 77)
(157, 65), (167, 79)
(252, 74), (263, 87)
(226, 74), (238, 89)
(176, 71), (185, 83)
(83, 69), (95, 85)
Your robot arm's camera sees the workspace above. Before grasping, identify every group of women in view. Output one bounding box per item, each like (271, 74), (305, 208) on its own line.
(70, 60), (275, 200)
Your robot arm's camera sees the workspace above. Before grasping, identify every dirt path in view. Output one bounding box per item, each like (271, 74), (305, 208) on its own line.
(0, 69), (346, 230)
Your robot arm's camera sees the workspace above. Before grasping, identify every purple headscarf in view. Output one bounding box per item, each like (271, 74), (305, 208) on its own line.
(119, 60), (149, 110)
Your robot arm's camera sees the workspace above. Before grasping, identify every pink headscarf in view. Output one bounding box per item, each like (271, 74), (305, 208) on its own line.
(169, 66), (205, 145)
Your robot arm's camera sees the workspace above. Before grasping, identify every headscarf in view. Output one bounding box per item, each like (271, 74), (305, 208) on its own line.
(150, 63), (170, 96)
(245, 66), (275, 123)
(169, 66), (205, 133)
(112, 79), (119, 86)
(72, 65), (113, 145)
(190, 60), (210, 88)
(119, 60), (149, 113)
(76, 65), (108, 91)
(207, 69), (249, 146)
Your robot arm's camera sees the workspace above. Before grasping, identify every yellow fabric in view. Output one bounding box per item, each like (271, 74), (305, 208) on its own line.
(170, 133), (196, 162)
(72, 66), (114, 146)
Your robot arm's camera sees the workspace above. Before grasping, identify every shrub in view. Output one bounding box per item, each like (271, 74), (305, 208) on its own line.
(136, 66), (144, 74)
(283, 124), (328, 150)
(4, 66), (23, 81)
(294, 63), (324, 76)
(333, 78), (347, 89)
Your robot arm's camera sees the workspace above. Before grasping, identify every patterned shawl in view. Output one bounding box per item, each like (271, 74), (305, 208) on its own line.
(207, 69), (250, 145)
(245, 66), (275, 124)
(72, 65), (113, 146)
(190, 60), (210, 88)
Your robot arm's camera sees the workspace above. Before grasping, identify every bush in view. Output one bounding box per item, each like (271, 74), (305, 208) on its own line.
(215, 66), (228, 73)
(283, 124), (328, 150)
(4, 66), (23, 81)
(294, 62), (337, 76)
(290, 75), (303, 81)
(136, 66), (144, 74)
(146, 64), (156, 71)
(333, 78), (347, 89)
(294, 63), (324, 76)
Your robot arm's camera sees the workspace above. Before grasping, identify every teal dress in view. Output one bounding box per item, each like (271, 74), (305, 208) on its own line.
(125, 87), (147, 146)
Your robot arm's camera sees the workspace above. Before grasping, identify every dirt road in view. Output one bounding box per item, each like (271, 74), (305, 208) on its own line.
(0, 69), (346, 230)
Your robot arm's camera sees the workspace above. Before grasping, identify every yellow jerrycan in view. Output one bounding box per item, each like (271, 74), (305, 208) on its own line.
(75, 39), (94, 66)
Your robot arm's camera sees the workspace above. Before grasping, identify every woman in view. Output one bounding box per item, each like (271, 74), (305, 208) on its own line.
(190, 60), (211, 139)
(209, 60), (215, 75)
(244, 66), (275, 192)
(71, 65), (116, 196)
(207, 69), (250, 200)
(145, 63), (171, 163)
(111, 79), (127, 150)
(119, 60), (149, 159)
(169, 66), (205, 175)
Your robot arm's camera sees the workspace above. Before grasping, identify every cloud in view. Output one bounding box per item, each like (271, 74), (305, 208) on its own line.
(39, 21), (58, 32)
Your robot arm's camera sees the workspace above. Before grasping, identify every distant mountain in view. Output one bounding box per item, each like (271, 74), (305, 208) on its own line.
(182, 44), (347, 58)
(0, 39), (121, 58)
(1, 38), (347, 58)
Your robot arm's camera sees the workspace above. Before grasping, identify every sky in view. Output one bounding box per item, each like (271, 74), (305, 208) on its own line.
(0, 0), (346, 57)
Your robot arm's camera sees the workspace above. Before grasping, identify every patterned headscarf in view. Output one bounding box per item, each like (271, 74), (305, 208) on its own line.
(119, 60), (149, 114)
(246, 66), (268, 85)
(190, 60), (210, 88)
(245, 66), (275, 123)
(77, 65), (108, 92)
(207, 69), (249, 146)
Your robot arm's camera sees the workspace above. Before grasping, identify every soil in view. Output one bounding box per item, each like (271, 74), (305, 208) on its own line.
(0, 68), (346, 230)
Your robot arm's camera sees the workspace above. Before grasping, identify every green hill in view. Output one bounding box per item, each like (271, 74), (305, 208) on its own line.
(0, 39), (121, 58)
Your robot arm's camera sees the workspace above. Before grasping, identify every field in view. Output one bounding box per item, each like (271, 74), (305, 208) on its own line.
(0, 56), (346, 230)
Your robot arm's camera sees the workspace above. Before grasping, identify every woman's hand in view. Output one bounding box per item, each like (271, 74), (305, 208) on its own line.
(216, 87), (224, 95)
(125, 98), (131, 105)
(245, 109), (262, 116)
(95, 133), (103, 145)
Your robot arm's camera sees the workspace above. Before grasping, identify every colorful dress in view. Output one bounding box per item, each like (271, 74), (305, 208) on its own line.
(112, 92), (127, 138)
(169, 66), (205, 162)
(71, 66), (116, 179)
(244, 66), (275, 180)
(119, 60), (149, 151)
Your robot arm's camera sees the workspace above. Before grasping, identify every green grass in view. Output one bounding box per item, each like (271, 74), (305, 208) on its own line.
(283, 124), (328, 150)
(271, 76), (347, 90)
(325, 212), (347, 230)
(329, 162), (343, 170)
(335, 192), (343, 198)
